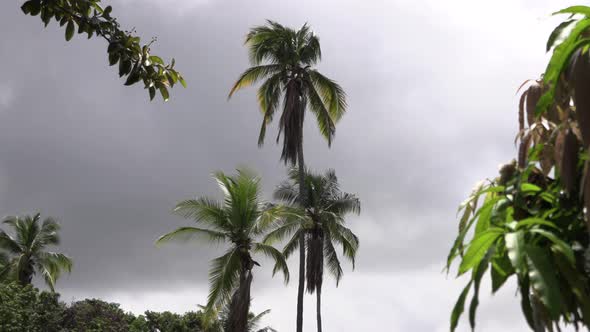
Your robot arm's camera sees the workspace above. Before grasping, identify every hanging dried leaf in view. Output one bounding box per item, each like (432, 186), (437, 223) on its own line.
(518, 134), (533, 168)
(583, 162), (590, 231)
(572, 51), (590, 148)
(554, 129), (566, 173)
(562, 129), (580, 193)
(540, 143), (554, 176)
(519, 90), (528, 131)
(526, 83), (543, 127)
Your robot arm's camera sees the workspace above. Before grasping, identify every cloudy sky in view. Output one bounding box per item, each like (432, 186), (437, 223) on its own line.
(0, 0), (581, 331)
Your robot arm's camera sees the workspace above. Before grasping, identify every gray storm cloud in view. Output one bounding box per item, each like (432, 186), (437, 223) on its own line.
(0, 0), (575, 330)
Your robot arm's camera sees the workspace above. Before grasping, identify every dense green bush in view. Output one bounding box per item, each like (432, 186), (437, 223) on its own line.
(0, 282), (64, 332)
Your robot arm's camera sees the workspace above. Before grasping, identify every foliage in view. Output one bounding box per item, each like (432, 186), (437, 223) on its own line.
(448, 5), (590, 331)
(0, 213), (73, 291)
(267, 168), (360, 290)
(62, 299), (136, 331)
(20, 0), (186, 101)
(0, 282), (65, 332)
(157, 168), (291, 331)
(228, 21), (346, 165)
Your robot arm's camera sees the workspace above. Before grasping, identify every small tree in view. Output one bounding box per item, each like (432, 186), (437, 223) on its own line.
(19, 0), (186, 101)
(448, 5), (590, 331)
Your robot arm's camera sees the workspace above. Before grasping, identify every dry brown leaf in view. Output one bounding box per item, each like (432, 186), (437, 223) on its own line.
(540, 143), (554, 176)
(518, 133), (532, 169)
(519, 89), (528, 131)
(526, 83), (543, 127)
(562, 129), (580, 193)
(554, 128), (566, 173)
(572, 51), (590, 148)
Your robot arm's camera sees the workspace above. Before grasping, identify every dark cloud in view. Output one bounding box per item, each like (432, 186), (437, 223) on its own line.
(0, 0), (574, 330)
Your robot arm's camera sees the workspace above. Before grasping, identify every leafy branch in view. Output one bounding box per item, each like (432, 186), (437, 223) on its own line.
(20, 0), (186, 101)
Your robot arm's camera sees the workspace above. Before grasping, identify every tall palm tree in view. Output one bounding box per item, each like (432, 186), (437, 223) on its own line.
(265, 168), (360, 332)
(0, 213), (72, 291)
(157, 169), (290, 332)
(228, 21), (347, 332)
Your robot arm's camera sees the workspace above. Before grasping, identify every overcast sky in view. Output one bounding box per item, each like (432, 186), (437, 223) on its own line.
(0, 0), (581, 331)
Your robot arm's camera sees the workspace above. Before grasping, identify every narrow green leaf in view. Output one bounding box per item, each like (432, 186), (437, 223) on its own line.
(149, 55), (164, 64)
(451, 281), (473, 332)
(519, 276), (536, 330)
(458, 228), (503, 275)
(521, 183), (542, 193)
(531, 228), (575, 265)
(516, 218), (559, 231)
(506, 231), (526, 275)
(149, 86), (156, 101)
(525, 245), (563, 319)
(65, 21), (75, 41)
(491, 254), (514, 293)
(469, 249), (492, 330)
(553, 6), (590, 17)
(160, 86), (170, 102)
(547, 19), (576, 52)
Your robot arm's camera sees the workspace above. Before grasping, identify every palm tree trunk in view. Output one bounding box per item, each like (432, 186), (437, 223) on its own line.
(316, 285), (322, 332)
(296, 130), (306, 332)
(228, 266), (253, 332)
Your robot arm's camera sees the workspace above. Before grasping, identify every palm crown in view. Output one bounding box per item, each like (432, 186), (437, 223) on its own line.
(0, 213), (73, 291)
(267, 168), (360, 289)
(157, 169), (292, 316)
(228, 21), (347, 165)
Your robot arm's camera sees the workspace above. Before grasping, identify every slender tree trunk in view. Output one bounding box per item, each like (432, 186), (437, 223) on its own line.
(228, 264), (253, 332)
(296, 129), (306, 332)
(316, 285), (322, 332)
(315, 234), (324, 332)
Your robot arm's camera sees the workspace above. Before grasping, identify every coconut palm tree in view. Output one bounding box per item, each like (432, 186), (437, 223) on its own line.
(157, 169), (290, 332)
(228, 21), (347, 332)
(265, 168), (360, 332)
(0, 213), (72, 291)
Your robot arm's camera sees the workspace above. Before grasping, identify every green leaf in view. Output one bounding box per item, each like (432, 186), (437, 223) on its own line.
(21, 1), (34, 14)
(450, 281), (472, 332)
(458, 228), (503, 275)
(160, 86), (170, 102)
(553, 6), (590, 17)
(149, 55), (164, 64)
(149, 86), (156, 101)
(538, 18), (590, 116)
(65, 20), (75, 41)
(531, 228), (575, 265)
(491, 254), (514, 293)
(553, 252), (590, 325)
(506, 231), (526, 275)
(547, 19), (576, 52)
(519, 276), (536, 330)
(515, 218), (559, 231)
(521, 183), (542, 193)
(525, 245), (563, 319)
(469, 249), (492, 330)
(178, 75), (187, 88)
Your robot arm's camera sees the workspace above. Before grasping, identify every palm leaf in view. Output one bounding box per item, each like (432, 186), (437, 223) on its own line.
(206, 248), (241, 312)
(253, 242), (289, 283)
(156, 227), (227, 246)
(228, 65), (282, 98)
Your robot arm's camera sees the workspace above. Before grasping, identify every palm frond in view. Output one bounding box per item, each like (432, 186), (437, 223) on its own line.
(228, 65), (282, 98)
(273, 180), (299, 205)
(206, 248), (241, 312)
(262, 219), (303, 245)
(308, 70), (347, 122)
(323, 228), (343, 285)
(37, 252), (73, 292)
(256, 72), (283, 146)
(328, 223), (359, 268)
(282, 229), (303, 259)
(156, 227), (227, 246)
(173, 198), (230, 232)
(253, 242), (289, 283)
(0, 231), (22, 254)
(306, 78), (336, 144)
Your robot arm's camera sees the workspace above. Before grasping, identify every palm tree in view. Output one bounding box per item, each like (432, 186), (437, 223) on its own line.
(228, 21), (347, 332)
(0, 213), (72, 291)
(265, 168), (360, 332)
(157, 169), (290, 332)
